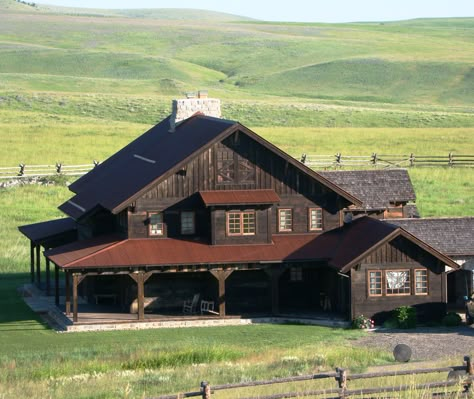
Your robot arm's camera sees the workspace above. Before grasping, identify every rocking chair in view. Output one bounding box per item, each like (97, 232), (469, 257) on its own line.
(183, 293), (200, 314)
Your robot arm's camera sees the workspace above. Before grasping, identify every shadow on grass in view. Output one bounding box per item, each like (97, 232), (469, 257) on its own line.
(0, 272), (51, 330)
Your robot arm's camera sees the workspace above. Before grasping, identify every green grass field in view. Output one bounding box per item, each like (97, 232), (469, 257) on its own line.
(0, 2), (473, 397)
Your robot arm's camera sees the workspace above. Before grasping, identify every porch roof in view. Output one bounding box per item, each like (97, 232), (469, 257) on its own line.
(18, 218), (77, 245)
(45, 234), (323, 269)
(199, 189), (280, 207)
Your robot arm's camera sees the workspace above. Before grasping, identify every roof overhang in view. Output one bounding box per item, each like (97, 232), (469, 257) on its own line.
(199, 189), (280, 207)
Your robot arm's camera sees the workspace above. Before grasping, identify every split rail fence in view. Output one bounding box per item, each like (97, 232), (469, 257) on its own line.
(300, 153), (474, 169)
(152, 356), (474, 399)
(0, 161), (100, 180)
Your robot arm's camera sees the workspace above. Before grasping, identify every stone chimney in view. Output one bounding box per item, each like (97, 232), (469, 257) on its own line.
(169, 91), (221, 132)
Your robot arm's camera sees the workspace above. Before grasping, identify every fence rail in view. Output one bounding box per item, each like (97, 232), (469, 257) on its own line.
(300, 153), (474, 169)
(0, 161), (100, 180)
(151, 356), (474, 399)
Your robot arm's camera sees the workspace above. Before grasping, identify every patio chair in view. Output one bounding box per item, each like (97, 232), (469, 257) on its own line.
(183, 293), (200, 314)
(200, 300), (218, 315)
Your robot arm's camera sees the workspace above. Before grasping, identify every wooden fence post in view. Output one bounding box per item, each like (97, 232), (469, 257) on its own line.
(335, 153), (342, 168)
(449, 152), (454, 167)
(201, 381), (211, 399)
(409, 153), (415, 167)
(336, 367), (347, 398)
(464, 355), (474, 393)
(371, 152), (377, 167)
(300, 153), (307, 164)
(56, 163), (62, 174)
(18, 163), (25, 176)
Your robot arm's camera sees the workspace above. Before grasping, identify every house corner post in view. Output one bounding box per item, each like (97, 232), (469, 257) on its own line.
(72, 273), (79, 322)
(54, 264), (59, 306)
(45, 257), (51, 296)
(210, 270), (233, 318)
(30, 240), (35, 283)
(65, 270), (71, 315)
(35, 244), (41, 286)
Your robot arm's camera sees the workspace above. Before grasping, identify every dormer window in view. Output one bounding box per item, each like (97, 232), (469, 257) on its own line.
(148, 212), (164, 236)
(227, 211), (256, 236)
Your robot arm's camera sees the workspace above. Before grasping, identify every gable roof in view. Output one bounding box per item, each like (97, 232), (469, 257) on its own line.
(388, 218), (474, 257)
(18, 217), (76, 245)
(60, 114), (362, 220)
(319, 169), (416, 210)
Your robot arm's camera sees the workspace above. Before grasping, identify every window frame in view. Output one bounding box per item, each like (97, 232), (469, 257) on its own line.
(414, 268), (429, 295)
(367, 270), (383, 297)
(290, 267), (303, 282)
(308, 207), (323, 231)
(278, 208), (293, 232)
(180, 211), (196, 235)
(385, 269), (411, 296)
(148, 212), (164, 237)
(226, 211), (256, 236)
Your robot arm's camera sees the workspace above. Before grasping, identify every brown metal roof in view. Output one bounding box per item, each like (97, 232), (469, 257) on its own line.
(199, 190), (280, 206)
(45, 217), (458, 272)
(46, 234), (320, 269)
(18, 218), (77, 245)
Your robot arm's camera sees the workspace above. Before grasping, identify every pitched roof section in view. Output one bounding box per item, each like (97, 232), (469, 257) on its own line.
(60, 114), (362, 220)
(199, 190), (280, 207)
(387, 218), (474, 257)
(18, 218), (76, 244)
(46, 217), (458, 272)
(319, 169), (416, 210)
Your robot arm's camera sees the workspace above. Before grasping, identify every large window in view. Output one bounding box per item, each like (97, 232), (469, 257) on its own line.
(278, 209), (293, 232)
(290, 267), (303, 282)
(148, 212), (164, 236)
(309, 208), (323, 231)
(415, 269), (428, 295)
(368, 268), (428, 297)
(386, 270), (411, 296)
(181, 211), (195, 235)
(227, 211), (256, 236)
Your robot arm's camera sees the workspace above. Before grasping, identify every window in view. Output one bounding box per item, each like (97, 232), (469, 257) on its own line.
(309, 208), (323, 231)
(415, 269), (428, 295)
(386, 270), (411, 296)
(181, 211), (195, 235)
(368, 271), (382, 296)
(149, 212), (163, 236)
(227, 211), (256, 236)
(278, 209), (293, 232)
(290, 267), (303, 282)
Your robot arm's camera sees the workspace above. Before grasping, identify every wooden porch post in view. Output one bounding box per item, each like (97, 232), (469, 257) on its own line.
(210, 270), (233, 318)
(129, 272), (152, 321)
(73, 274), (79, 322)
(54, 264), (59, 306)
(45, 257), (51, 296)
(72, 274), (86, 323)
(30, 240), (35, 283)
(35, 244), (41, 286)
(65, 270), (71, 315)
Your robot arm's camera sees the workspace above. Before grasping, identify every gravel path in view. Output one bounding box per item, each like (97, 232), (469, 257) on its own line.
(353, 326), (474, 361)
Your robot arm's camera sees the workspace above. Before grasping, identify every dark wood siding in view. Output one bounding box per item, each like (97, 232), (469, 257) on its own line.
(351, 237), (446, 323)
(130, 130), (346, 241)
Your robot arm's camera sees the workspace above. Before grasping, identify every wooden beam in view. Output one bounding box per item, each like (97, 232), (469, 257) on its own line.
(54, 264), (59, 306)
(30, 241), (35, 283)
(65, 271), (70, 315)
(209, 270), (233, 317)
(129, 272), (146, 321)
(72, 274), (79, 323)
(35, 244), (41, 286)
(45, 257), (51, 296)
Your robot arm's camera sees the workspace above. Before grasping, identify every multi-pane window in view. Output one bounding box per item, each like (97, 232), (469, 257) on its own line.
(181, 211), (195, 235)
(290, 267), (303, 282)
(415, 269), (428, 295)
(309, 208), (323, 231)
(278, 209), (293, 232)
(149, 212), (164, 236)
(386, 270), (411, 296)
(227, 211), (256, 236)
(368, 271), (382, 296)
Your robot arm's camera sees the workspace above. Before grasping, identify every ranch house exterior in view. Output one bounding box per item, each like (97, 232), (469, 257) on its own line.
(19, 96), (461, 327)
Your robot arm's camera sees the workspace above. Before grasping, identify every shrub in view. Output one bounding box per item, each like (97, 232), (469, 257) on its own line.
(442, 312), (462, 327)
(352, 314), (375, 329)
(393, 306), (417, 329)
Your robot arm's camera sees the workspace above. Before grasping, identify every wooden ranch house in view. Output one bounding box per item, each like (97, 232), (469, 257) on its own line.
(19, 95), (460, 327)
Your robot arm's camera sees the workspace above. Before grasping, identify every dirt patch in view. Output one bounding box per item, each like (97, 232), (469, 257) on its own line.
(353, 326), (474, 361)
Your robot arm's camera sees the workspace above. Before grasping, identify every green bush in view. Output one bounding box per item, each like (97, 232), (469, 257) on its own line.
(393, 306), (417, 329)
(442, 312), (462, 327)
